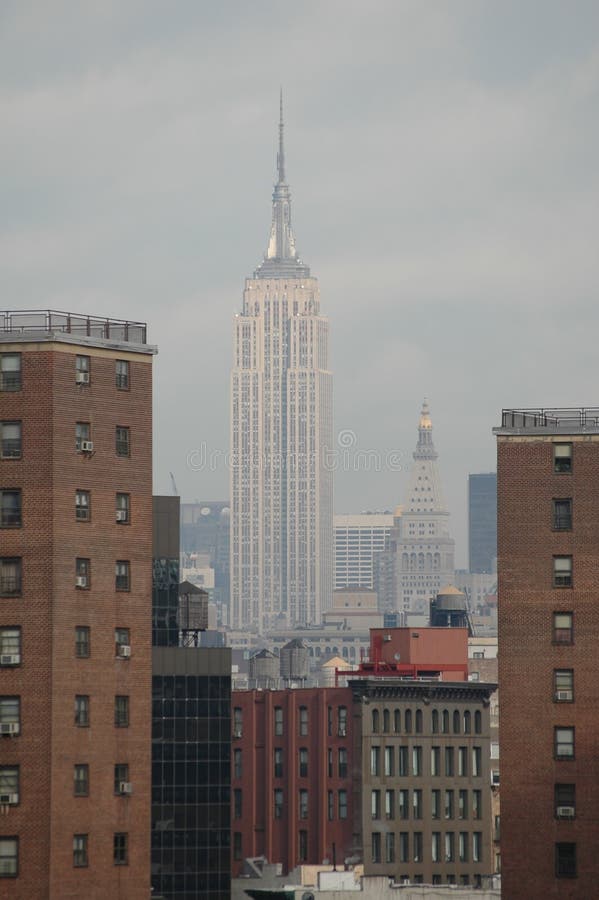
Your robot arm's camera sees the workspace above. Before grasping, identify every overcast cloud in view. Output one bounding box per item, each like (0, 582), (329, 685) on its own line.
(2, 0), (599, 565)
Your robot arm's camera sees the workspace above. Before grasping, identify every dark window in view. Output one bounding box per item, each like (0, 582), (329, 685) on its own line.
(399, 831), (409, 862)
(472, 746), (482, 776)
(399, 789), (408, 819)
(385, 788), (394, 819)
(75, 490), (90, 522)
(444, 789), (454, 819)
(274, 788), (283, 818)
(442, 709), (449, 733)
(299, 747), (308, 778)
(555, 784), (576, 818)
(274, 706), (283, 736)
(233, 707), (243, 738)
(115, 695), (129, 727)
(0, 354), (21, 391)
(116, 493), (130, 524)
(413, 788), (422, 819)
(0, 767), (19, 804)
(371, 708), (379, 732)
(0, 628), (21, 665)
(398, 746), (408, 776)
(234, 789), (242, 819)
(554, 443), (572, 473)
(555, 843), (576, 878)
(0, 422), (21, 459)
(432, 709), (439, 733)
(463, 710), (471, 733)
(383, 708), (390, 732)
(233, 832), (242, 861)
(0, 697), (20, 734)
(299, 789), (309, 819)
(553, 499), (572, 531)
(413, 746), (422, 776)
(431, 746), (440, 776)
(371, 832), (381, 863)
(115, 561), (130, 592)
(327, 705), (333, 736)
(453, 710), (460, 733)
(338, 706), (347, 736)
(445, 746), (454, 777)
(458, 746), (468, 776)
(554, 669), (574, 702)
(299, 706), (308, 736)
(431, 789), (440, 819)
(394, 709), (401, 732)
(371, 789), (380, 819)
(74, 764), (89, 797)
(338, 789), (347, 819)
(76, 558), (90, 589)
(553, 612), (573, 644)
(458, 789), (468, 819)
(404, 709), (412, 732)
(74, 695), (89, 727)
(371, 746), (380, 776)
(114, 764), (129, 794)
(415, 708), (423, 733)
(338, 747), (348, 778)
(115, 426), (130, 457)
(299, 830), (308, 862)
(413, 831), (423, 863)
(385, 832), (395, 864)
(0, 558), (21, 596)
(73, 834), (88, 867)
(233, 749), (242, 778)
(115, 360), (129, 390)
(75, 626), (90, 658)
(473, 789), (482, 819)
(274, 748), (283, 778)
(554, 556), (573, 587)
(75, 355), (90, 384)
(0, 837), (18, 876)
(75, 422), (91, 452)
(474, 710), (482, 734)
(0, 491), (21, 528)
(555, 727), (574, 759)
(113, 833), (128, 866)
(328, 790), (334, 821)
(459, 831), (469, 862)
(115, 628), (130, 658)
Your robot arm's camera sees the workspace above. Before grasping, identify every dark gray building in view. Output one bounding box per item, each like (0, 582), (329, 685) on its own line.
(181, 501), (230, 613)
(152, 497), (231, 900)
(468, 473), (497, 574)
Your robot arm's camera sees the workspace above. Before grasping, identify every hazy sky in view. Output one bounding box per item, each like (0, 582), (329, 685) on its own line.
(2, 1), (599, 566)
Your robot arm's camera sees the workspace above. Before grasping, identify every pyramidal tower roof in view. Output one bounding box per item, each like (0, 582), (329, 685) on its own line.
(253, 91), (311, 280)
(404, 399), (449, 514)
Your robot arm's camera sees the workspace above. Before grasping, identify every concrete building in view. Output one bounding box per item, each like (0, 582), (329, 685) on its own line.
(323, 588), (384, 631)
(334, 513), (393, 591)
(468, 474), (497, 575)
(230, 95), (333, 631)
(0, 309), (155, 899)
(494, 407), (599, 897)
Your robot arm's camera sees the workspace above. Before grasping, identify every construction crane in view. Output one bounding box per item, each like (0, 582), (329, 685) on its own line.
(169, 472), (179, 497)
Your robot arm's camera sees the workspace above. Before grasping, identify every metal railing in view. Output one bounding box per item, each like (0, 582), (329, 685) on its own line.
(0, 309), (147, 344)
(501, 408), (599, 429)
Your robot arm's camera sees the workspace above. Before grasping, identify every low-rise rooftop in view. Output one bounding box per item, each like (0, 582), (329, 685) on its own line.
(495, 407), (599, 435)
(0, 308), (151, 350)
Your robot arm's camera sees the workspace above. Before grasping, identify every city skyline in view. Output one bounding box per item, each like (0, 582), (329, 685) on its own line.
(2, 2), (599, 566)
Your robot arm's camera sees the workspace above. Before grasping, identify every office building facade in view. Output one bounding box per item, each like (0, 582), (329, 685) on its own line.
(334, 513), (393, 591)
(468, 473), (497, 574)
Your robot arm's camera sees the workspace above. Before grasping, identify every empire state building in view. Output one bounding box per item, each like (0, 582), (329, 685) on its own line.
(230, 97), (333, 631)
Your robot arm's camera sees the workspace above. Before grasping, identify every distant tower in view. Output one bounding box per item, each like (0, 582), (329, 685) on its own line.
(394, 400), (455, 616)
(468, 473), (497, 573)
(230, 95), (333, 631)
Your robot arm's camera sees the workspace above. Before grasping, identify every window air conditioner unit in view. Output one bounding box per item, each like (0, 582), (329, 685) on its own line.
(0, 793), (18, 805)
(557, 805), (575, 818)
(0, 723), (19, 736)
(75, 372), (90, 384)
(119, 781), (133, 795)
(81, 441), (94, 452)
(116, 510), (127, 522)
(0, 654), (20, 666)
(556, 690), (572, 701)
(76, 577), (88, 588)
(118, 645), (131, 658)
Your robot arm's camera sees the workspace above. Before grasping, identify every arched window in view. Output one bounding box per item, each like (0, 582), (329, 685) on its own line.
(372, 709), (380, 733)
(410, 553), (417, 571)
(415, 709), (423, 733)
(418, 553), (425, 571)
(342, 646), (348, 659)
(453, 710), (461, 734)
(433, 552), (440, 570)
(383, 709), (390, 733)
(442, 709), (449, 733)
(426, 552), (432, 569)
(463, 710), (471, 733)
(432, 709), (439, 733)
(474, 710), (482, 734)
(394, 709), (401, 733)
(405, 709), (412, 733)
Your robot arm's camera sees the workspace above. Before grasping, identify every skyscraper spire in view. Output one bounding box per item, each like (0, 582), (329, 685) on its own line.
(277, 87), (286, 184)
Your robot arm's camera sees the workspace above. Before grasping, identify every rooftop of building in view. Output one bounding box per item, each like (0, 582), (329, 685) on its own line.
(0, 309), (156, 353)
(495, 407), (599, 435)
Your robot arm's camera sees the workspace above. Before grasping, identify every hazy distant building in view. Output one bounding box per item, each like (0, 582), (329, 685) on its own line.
(230, 97), (333, 631)
(334, 513), (393, 591)
(468, 473), (497, 574)
(180, 501), (230, 614)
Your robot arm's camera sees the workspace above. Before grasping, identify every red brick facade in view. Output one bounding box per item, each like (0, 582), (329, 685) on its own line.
(1, 335), (154, 899)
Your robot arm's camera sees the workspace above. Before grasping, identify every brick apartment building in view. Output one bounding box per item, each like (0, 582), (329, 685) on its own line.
(232, 627), (495, 886)
(0, 310), (155, 898)
(495, 408), (599, 897)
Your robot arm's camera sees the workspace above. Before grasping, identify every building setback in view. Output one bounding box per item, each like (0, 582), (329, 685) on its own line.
(495, 408), (599, 897)
(0, 309), (155, 899)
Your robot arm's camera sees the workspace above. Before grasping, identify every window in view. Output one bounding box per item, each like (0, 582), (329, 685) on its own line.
(0, 628), (20, 669)
(299, 747), (308, 778)
(0, 838), (18, 877)
(463, 710), (471, 733)
(75, 490), (90, 522)
(298, 829), (309, 864)
(115, 561), (130, 591)
(474, 710), (482, 734)
(431, 746), (440, 776)
(458, 746), (468, 776)
(274, 788), (283, 818)
(327, 705), (333, 736)
(385, 832), (395, 864)
(0, 558), (21, 597)
(553, 498), (572, 531)
(0, 354), (21, 391)
(114, 833), (128, 866)
(399, 831), (409, 863)
(384, 746), (394, 776)
(442, 709), (449, 733)
(338, 789), (347, 819)
(274, 706), (283, 736)
(453, 710), (461, 733)
(556, 842), (577, 878)
(299, 706), (308, 736)
(404, 709), (412, 732)
(114, 764), (129, 794)
(432, 832), (441, 863)
(0, 767), (18, 804)
(299, 789), (309, 819)
(371, 832), (381, 864)
(74, 764), (89, 797)
(413, 788), (422, 819)
(555, 784), (575, 818)
(445, 832), (454, 862)
(73, 834), (88, 867)
(385, 789), (394, 819)
(328, 748), (333, 777)
(459, 832), (469, 863)
(394, 709), (401, 732)
(116, 426), (130, 457)
(554, 556), (573, 588)
(553, 612), (573, 644)
(115, 628), (130, 657)
(431, 789), (440, 819)
(75, 626), (90, 658)
(554, 443), (572, 473)
(472, 746), (481, 776)
(76, 558), (90, 589)
(75, 422), (90, 452)
(338, 747), (348, 778)
(116, 360), (129, 390)
(555, 727), (574, 759)
(0, 422), (21, 459)
(413, 746), (422, 776)
(328, 790), (334, 820)
(76, 355), (90, 384)
(274, 748), (283, 778)
(458, 789), (468, 819)
(116, 493), (130, 524)
(371, 789), (380, 819)
(74, 695), (89, 727)
(370, 746), (380, 776)
(0, 491), (21, 528)
(233, 707), (243, 738)
(445, 747), (454, 776)
(233, 832), (242, 861)
(415, 708), (423, 733)
(413, 832), (423, 863)
(473, 832), (482, 863)
(371, 708), (379, 732)
(383, 708), (390, 732)
(554, 669), (574, 702)
(432, 709), (439, 733)
(399, 789), (408, 819)
(398, 745), (408, 776)
(115, 695), (129, 727)
(234, 749), (242, 778)
(472, 789), (482, 819)
(338, 705), (347, 736)
(234, 789), (242, 819)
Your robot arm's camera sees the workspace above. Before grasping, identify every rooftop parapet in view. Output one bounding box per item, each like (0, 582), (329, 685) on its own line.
(495, 407), (599, 435)
(0, 309), (150, 348)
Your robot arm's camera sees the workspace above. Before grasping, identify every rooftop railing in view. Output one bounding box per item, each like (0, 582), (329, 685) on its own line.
(0, 309), (147, 344)
(500, 408), (599, 430)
